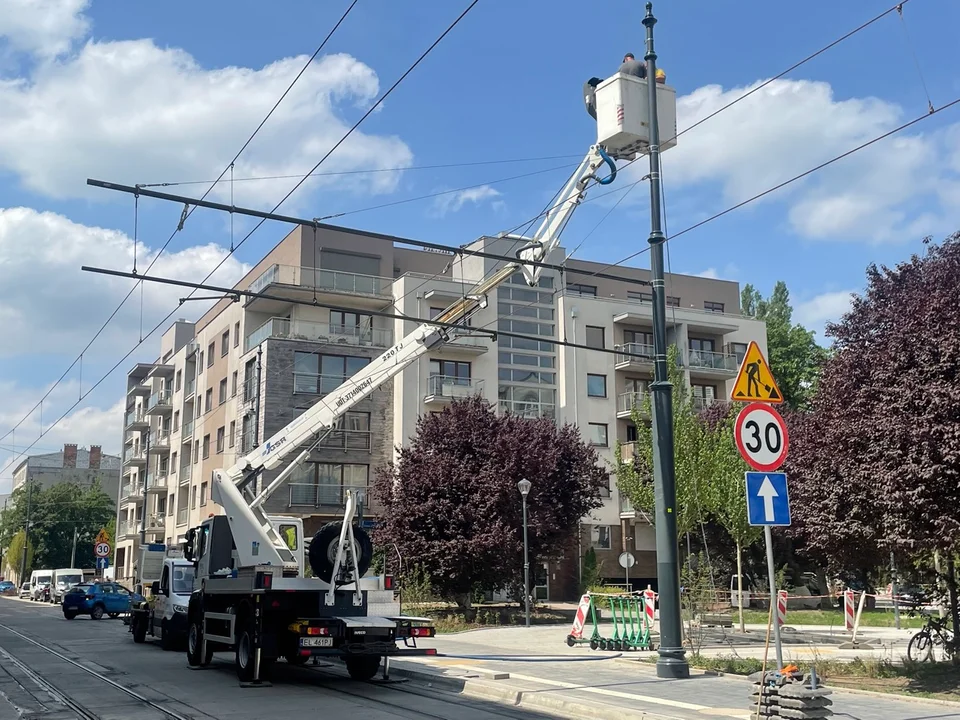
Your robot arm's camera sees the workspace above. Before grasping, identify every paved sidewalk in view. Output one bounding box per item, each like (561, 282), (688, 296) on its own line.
(390, 626), (960, 720)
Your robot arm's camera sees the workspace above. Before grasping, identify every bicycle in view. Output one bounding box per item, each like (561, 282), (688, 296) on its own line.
(906, 614), (955, 663)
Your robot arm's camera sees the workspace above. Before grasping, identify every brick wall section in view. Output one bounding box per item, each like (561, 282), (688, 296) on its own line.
(256, 339), (394, 522)
(89, 445), (102, 469)
(63, 444), (77, 468)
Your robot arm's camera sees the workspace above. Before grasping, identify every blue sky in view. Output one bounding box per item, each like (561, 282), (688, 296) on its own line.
(1, 0), (958, 489)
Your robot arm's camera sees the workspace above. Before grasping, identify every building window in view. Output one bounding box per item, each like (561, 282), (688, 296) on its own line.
(231, 371), (238, 397)
(498, 368), (555, 384)
(216, 427), (225, 454)
(628, 291), (652, 302)
(585, 325), (605, 349)
(171, 451), (177, 470)
(568, 283), (597, 297)
(587, 423), (608, 446)
(667, 296), (680, 307)
(191, 485), (198, 510)
(293, 352), (371, 394)
(704, 301), (724, 313)
(221, 330), (229, 356)
(175, 370), (182, 392)
(207, 342), (214, 367)
(218, 378), (227, 405)
(591, 525), (611, 550)
(626, 424), (638, 442)
(288, 463), (369, 506)
(689, 337), (716, 353)
(173, 410), (179, 432)
(691, 384), (717, 410)
(157, 495), (166, 516)
(624, 329), (653, 348)
(730, 342), (748, 364)
(243, 359), (257, 402)
(429, 359), (471, 380)
(241, 415), (254, 453)
(586, 374), (607, 397)
(200, 482), (208, 506)
(198, 350), (204, 372)
(229, 421), (236, 448)
(167, 493), (174, 516)
(205, 388), (213, 413)
(159, 456), (168, 475)
(202, 434), (210, 459)
(330, 310), (373, 338)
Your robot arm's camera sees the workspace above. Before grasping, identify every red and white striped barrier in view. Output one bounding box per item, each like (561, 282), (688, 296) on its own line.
(642, 588), (656, 630)
(776, 590), (788, 627)
(569, 593), (591, 639)
(843, 589), (856, 631)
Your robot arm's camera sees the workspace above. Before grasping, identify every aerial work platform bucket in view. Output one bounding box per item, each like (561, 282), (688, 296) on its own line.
(594, 73), (677, 160)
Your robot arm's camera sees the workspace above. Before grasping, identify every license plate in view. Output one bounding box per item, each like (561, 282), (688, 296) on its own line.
(300, 637), (333, 648)
(65, 606), (76, 610)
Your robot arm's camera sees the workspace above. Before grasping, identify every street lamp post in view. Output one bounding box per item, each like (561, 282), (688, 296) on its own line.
(518, 479), (532, 627)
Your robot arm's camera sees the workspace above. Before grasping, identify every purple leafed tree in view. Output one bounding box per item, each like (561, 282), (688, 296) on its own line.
(784, 232), (960, 630)
(372, 395), (608, 610)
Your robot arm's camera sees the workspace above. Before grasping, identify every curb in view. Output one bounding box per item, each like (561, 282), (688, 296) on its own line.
(389, 662), (687, 720)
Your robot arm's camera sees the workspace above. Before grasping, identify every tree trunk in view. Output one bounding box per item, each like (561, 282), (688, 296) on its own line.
(946, 557), (959, 663)
(815, 566), (833, 611)
(736, 540), (745, 633)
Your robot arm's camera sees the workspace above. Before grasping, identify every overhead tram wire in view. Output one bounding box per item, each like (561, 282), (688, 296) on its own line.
(0, 0), (361, 457)
(0, 0), (909, 474)
(0, 0), (481, 481)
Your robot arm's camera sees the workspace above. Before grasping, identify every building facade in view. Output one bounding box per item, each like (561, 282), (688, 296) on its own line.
(12, 443), (120, 501)
(114, 225), (767, 598)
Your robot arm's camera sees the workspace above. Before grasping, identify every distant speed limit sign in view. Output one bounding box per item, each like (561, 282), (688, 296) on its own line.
(95, 542), (110, 558)
(734, 402), (789, 472)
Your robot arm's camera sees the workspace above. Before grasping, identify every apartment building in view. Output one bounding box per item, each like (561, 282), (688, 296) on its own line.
(114, 224), (766, 598)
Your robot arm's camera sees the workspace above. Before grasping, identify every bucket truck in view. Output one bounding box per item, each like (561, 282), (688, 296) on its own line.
(181, 72), (676, 685)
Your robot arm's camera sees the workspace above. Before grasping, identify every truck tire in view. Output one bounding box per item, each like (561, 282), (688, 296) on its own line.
(308, 521), (373, 583)
(187, 618), (213, 667)
(132, 615), (147, 643)
(235, 625), (274, 682)
(345, 655), (382, 681)
(160, 621), (175, 651)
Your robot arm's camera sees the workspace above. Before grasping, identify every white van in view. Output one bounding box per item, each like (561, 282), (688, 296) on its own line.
(51, 568), (83, 604)
(29, 569), (53, 601)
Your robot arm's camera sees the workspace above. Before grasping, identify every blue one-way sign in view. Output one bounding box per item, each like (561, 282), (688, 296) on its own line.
(745, 472), (791, 526)
(96, 556), (110, 570)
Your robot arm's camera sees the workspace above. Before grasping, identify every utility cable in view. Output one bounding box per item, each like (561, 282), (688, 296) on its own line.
(896, 2), (935, 113)
(0, 0), (479, 481)
(0, 0), (360, 457)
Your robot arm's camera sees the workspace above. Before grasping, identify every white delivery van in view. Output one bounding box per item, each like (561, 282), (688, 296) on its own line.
(29, 569), (53, 601)
(51, 568), (84, 604)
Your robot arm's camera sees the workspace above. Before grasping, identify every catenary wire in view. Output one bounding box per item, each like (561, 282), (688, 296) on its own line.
(0, 0), (912, 477)
(0, 1), (361, 458)
(0, 1), (478, 481)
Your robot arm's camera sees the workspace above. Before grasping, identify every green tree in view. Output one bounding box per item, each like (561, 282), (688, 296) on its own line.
(615, 345), (713, 539)
(741, 281), (829, 410)
(6, 530), (34, 582)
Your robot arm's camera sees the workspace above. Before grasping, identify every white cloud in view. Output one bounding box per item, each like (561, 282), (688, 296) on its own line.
(639, 78), (960, 243)
(0, 206), (250, 356)
(795, 289), (858, 334)
(0, 31), (413, 203)
(430, 185), (504, 217)
(0, 0), (89, 58)
(688, 263), (738, 281)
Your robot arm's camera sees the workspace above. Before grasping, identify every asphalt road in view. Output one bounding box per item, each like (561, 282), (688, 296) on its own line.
(0, 597), (565, 720)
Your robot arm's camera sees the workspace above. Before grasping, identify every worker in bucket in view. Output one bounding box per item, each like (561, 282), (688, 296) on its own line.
(619, 52), (647, 78)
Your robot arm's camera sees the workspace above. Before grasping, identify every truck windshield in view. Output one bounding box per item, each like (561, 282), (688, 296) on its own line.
(58, 574), (82, 585)
(171, 566), (195, 594)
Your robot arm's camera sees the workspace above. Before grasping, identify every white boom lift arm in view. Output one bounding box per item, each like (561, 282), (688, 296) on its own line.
(210, 143), (618, 580)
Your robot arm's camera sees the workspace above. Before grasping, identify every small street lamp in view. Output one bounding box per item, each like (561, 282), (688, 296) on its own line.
(517, 478), (532, 627)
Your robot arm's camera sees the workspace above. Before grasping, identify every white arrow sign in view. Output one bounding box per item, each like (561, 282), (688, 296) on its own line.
(757, 476), (779, 522)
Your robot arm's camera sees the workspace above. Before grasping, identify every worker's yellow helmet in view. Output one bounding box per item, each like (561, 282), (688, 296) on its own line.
(655, 68), (666, 83)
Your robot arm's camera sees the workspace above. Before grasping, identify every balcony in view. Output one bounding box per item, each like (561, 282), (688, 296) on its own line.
(123, 447), (147, 467)
(498, 400), (556, 420)
(617, 391), (648, 419)
(244, 317), (393, 354)
(177, 508), (188, 526)
(146, 389), (173, 415)
(317, 429), (372, 453)
(432, 333), (490, 356)
(120, 482), (144, 504)
(150, 431), (171, 452)
(179, 464), (192, 484)
(687, 349), (739, 375)
(245, 264), (394, 315)
(146, 473), (167, 493)
(124, 408), (148, 430)
(619, 491), (640, 519)
(614, 343), (655, 371)
(117, 521), (139, 540)
(424, 375), (483, 404)
(692, 397), (731, 414)
(293, 373), (377, 397)
(181, 419), (194, 441)
(184, 377), (196, 399)
(127, 380), (151, 397)
(288, 482), (369, 508)
(143, 514), (165, 535)
(619, 441), (638, 464)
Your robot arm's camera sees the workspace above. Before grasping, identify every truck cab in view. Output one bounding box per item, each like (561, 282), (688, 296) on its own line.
(130, 545), (196, 650)
(51, 568), (83, 604)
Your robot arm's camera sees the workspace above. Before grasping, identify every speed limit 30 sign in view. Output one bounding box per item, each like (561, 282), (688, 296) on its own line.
(734, 402), (789, 472)
(95, 542), (111, 558)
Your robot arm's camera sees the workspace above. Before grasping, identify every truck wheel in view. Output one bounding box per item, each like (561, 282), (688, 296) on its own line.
(160, 622), (176, 651)
(345, 655), (382, 681)
(132, 616), (147, 643)
(308, 521), (373, 583)
(235, 626), (273, 682)
(187, 618), (212, 667)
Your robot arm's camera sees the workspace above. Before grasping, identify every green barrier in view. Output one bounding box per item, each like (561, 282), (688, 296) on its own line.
(591, 593), (655, 651)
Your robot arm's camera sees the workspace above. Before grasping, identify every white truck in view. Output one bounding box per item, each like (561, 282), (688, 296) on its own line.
(130, 544), (197, 649)
(51, 568), (84, 604)
(180, 72), (676, 684)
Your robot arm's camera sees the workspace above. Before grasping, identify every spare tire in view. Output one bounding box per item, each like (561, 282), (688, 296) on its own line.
(308, 521), (373, 583)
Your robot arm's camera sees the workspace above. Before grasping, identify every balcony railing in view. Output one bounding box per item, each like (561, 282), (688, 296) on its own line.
(147, 389), (173, 411)
(692, 397), (730, 413)
(293, 373), (378, 397)
(151, 431), (171, 449)
(317, 429), (372, 452)
(614, 343), (655, 365)
(425, 375), (482, 401)
(181, 419), (194, 439)
(242, 377), (258, 404)
(144, 514), (165, 533)
(288, 482), (369, 508)
(145, 473), (167, 491)
(247, 264), (393, 300)
(177, 508), (188, 526)
(687, 349), (739, 372)
(124, 448), (146, 464)
(184, 377), (196, 397)
(120, 483), (144, 502)
(619, 492), (638, 516)
(498, 400), (556, 420)
(179, 464), (192, 483)
(617, 391), (648, 415)
(124, 408), (146, 427)
(244, 317), (393, 354)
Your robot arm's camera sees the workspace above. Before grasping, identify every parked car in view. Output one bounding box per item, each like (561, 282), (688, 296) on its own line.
(18, 582), (31, 599)
(0, 581), (16, 596)
(61, 581), (144, 620)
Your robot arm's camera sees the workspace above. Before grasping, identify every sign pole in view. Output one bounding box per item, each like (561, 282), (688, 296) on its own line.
(763, 525), (784, 669)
